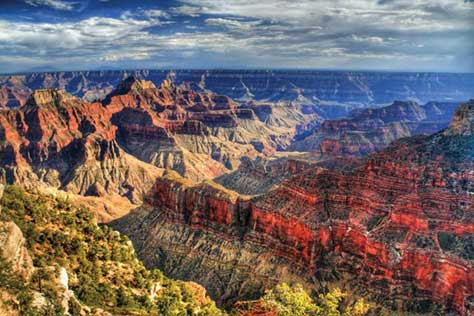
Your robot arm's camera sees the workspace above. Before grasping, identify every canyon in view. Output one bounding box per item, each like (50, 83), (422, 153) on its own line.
(0, 73), (473, 315)
(112, 100), (474, 315)
(0, 76), (319, 219)
(290, 100), (460, 155)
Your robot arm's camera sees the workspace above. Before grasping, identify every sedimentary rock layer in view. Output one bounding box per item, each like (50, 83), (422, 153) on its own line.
(290, 100), (460, 155)
(0, 77), (319, 211)
(113, 100), (474, 315)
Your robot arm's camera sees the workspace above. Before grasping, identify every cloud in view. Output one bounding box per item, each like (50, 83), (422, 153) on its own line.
(144, 9), (170, 19)
(205, 18), (261, 31)
(0, 15), (158, 59)
(178, 0), (473, 32)
(0, 1), (472, 73)
(171, 5), (204, 17)
(171, 0), (473, 72)
(351, 35), (385, 44)
(100, 52), (151, 62)
(24, 0), (76, 11)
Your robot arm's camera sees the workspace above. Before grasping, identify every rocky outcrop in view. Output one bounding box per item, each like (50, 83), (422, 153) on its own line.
(0, 78), (321, 218)
(0, 185), (34, 280)
(0, 85), (165, 209)
(106, 77), (320, 180)
(290, 100), (460, 155)
(112, 101), (474, 315)
(445, 101), (474, 136)
(0, 221), (34, 280)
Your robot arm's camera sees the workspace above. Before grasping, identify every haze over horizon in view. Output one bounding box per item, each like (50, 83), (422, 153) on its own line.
(0, 0), (473, 73)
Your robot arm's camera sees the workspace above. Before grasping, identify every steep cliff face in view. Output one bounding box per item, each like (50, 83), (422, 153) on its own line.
(112, 100), (474, 315)
(1, 70), (473, 108)
(105, 77), (320, 181)
(290, 100), (460, 155)
(0, 78), (321, 218)
(0, 87), (166, 212)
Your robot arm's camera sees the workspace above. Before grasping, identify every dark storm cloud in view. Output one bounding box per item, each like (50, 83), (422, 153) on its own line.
(0, 0), (472, 73)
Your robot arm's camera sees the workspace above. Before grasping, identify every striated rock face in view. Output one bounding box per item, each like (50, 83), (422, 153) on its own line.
(290, 100), (460, 155)
(112, 100), (474, 315)
(0, 85), (165, 208)
(0, 77), (320, 217)
(105, 77), (320, 181)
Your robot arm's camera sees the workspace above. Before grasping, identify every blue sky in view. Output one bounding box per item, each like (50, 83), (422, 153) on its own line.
(0, 0), (472, 73)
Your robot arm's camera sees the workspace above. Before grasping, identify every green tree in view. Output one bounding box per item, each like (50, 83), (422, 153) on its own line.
(263, 283), (321, 316)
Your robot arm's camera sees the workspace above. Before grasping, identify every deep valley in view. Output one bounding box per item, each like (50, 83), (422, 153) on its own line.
(0, 70), (473, 315)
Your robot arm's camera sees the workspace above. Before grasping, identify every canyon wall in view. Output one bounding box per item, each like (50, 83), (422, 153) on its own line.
(0, 77), (319, 217)
(112, 100), (474, 315)
(290, 100), (461, 155)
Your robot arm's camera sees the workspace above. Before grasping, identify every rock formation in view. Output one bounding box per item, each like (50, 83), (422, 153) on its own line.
(0, 77), (320, 219)
(290, 100), (460, 155)
(104, 76), (319, 180)
(112, 100), (474, 315)
(445, 101), (474, 136)
(0, 184), (34, 280)
(0, 221), (34, 280)
(0, 86), (165, 209)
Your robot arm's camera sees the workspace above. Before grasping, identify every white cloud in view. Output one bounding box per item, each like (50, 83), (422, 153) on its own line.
(24, 0), (76, 11)
(351, 35), (385, 44)
(205, 18), (261, 31)
(100, 52), (151, 62)
(171, 5), (204, 17)
(0, 16), (156, 52)
(178, 0), (473, 32)
(144, 9), (170, 19)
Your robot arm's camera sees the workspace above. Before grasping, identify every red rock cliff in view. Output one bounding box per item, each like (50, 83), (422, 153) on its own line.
(116, 100), (474, 315)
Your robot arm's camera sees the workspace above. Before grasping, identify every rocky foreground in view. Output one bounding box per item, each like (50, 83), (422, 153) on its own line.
(112, 100), (474, 315)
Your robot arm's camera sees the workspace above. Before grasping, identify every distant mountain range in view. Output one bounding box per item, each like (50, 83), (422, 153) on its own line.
(1, 70), (473, 108)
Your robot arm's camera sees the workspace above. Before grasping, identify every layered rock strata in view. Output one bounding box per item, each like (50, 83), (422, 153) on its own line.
(113, 100), (474, 315)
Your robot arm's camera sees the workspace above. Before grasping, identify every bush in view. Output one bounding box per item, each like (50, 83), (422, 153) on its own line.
(1, 186), (225, 315)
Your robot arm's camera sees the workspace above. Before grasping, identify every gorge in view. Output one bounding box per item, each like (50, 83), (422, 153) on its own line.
(0, 72), (473, 315)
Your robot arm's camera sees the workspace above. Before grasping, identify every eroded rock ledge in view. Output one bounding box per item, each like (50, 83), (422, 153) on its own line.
(112, 101), (474, 315)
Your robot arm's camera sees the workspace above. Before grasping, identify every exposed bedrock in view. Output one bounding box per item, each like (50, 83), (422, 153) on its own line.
(112, 101), (474, 315)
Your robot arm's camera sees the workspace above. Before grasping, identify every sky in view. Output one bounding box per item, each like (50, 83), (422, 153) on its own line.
(0, 0), (472, 73)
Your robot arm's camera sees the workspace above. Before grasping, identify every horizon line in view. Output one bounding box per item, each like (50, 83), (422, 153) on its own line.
(1, 67), (474, 76)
